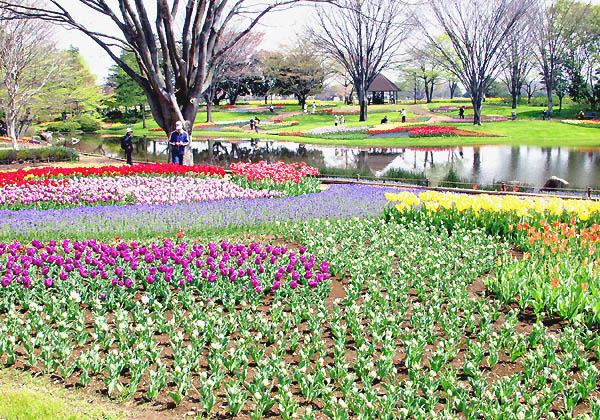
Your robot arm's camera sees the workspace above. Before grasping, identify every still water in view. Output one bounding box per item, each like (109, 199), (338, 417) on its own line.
(67, 134), (600, 190)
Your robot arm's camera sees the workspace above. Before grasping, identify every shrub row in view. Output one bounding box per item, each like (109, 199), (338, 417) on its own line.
(0, 147), (78, 164)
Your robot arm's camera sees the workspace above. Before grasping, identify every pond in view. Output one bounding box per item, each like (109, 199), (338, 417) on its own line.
(65, 134), (600, 190)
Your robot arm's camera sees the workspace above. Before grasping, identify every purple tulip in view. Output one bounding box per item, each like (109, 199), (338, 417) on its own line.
(44, 278), (53, 287)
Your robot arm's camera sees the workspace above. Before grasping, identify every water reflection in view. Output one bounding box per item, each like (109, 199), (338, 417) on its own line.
(67, 134), (600, 189)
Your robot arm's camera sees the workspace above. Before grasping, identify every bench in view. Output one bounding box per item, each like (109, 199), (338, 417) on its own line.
(580, 111), (597, 120)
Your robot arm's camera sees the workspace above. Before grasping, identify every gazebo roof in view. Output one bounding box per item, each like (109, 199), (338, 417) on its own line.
(368, 74), (400, 92)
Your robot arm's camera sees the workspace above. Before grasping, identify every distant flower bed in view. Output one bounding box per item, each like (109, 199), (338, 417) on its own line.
(431, 105), (473, 112)
(0, 136), (38, 144)
(445, 117), (510, 123)
(367, 125), (499, 137)
(304, 126), (369, 135)
(315, 109), (361, 114)
(561, 119), (600, 127)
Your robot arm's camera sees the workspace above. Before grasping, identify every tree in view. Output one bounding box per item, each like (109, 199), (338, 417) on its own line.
(564, 4), (600, 110)
(501, 23), (534, 109)
(532, 0), (588, 115)
(445, 73), (461, 99)
(309, 0), (413, 121)
(217, 32), (263, 105)
(422, 0), (532, 125)
(523, 77), (540, 103)
(0, 0), (333, 163)
(403, 43), (443, 103)
(107, 50), (147, 111)
(0, 6), (58, 148)
(269, 42), (327, 108)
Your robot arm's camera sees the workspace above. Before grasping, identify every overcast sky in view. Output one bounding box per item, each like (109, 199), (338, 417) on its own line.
(55, 0), (600, 84)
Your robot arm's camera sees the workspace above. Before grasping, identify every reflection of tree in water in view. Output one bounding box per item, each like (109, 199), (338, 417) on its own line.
(192, 140), (327, 169)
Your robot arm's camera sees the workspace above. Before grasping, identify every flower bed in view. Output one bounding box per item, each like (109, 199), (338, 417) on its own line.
(367, 125), (500, 137)
(315, 109), (361, 114)
(303, 126), (369, 135)
(0, 176), (284, 209)
(445, 117), (510, 123)
(230, 161), (319, 183)
(0, 136), (38, 144)
(385, 190), (600, 325)
(0, 163), (225, 186)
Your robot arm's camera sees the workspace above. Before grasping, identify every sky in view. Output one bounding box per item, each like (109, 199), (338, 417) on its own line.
(54, 0), (600, 84)
(56, 2), (315, 83)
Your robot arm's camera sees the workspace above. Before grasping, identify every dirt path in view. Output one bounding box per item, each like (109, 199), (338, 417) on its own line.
(404, 104), (454, 123)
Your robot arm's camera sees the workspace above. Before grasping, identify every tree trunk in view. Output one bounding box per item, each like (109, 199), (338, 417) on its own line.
(358, 89), (367, 122)
(5, 111), (19, 150)
(141, 106), (147, 129)
(545, 83), (553, 115)
(471, 90), (484, 126)
(206, 100), (213, 123)
(264, 95), (268, 105)
(511, 93), (518, 109)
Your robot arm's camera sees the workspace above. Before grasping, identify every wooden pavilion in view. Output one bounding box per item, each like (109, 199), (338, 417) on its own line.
(367, 74), (401, 104)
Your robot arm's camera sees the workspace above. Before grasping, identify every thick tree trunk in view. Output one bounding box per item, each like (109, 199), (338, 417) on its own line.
(511, 93), (518, 109)
(264, 95), (268, 105)
(471, 90), (484, 126)
(5, 111), (19, 150)
(358, 89), (367, 122)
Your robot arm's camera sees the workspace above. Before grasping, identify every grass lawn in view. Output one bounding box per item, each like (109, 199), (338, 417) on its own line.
(90, 98), (600, 148)
(0, 369), (123, 420)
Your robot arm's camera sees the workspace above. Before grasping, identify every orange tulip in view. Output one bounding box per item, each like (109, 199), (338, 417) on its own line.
(552, 277), (559, 288)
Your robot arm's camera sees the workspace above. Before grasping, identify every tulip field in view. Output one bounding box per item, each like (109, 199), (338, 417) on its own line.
(2, 163), (600, 419)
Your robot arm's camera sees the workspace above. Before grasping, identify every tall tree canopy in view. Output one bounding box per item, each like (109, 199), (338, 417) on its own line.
(422, 0), (533, 125)
(309, 0), (414, 121)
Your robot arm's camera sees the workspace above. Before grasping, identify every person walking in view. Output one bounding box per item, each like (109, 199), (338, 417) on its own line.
(459, 106), (465, 119)
(254, 117), (260, 133)
(334, 115), (339, 126)
(249, 117), (255, 131)
(303, 103), (308, 113)
(401, 108), (406, 123)
(120, 127), (134, 165)
(340, 115), (345, 126)
(312, 102), (316, 113)
(169, 121), (189, 165)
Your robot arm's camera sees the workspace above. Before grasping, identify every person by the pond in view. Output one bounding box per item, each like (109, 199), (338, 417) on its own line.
(381, 115), (388, 124)
(312, 102), (316, 113)
(334, 115), (339, 126)
(120, 127), (134, 165)
(459, 106), (465, 119)
(401, 108), (407, 123)
(169, 121), (189, 165)
(254, 117), (260, 133)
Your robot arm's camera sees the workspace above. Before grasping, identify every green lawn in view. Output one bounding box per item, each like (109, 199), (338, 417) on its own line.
(0, 369), (123, 420)
(94, 99), (600, 148)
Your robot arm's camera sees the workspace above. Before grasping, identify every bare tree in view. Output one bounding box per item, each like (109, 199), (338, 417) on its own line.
(501, 21), (534, 109)
(523, 76), (539, 103)
(0, 0), (332, 162)
(531, 0), (587, 115)
(403, 43), (443, 103)
(0, 7), (58, 149)
(204, 31), (262, 122)
(309, 0), (414, 121)
(422, 0), (532, 125)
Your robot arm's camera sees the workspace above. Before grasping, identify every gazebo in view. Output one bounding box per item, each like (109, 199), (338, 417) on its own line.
(367, 74), (401, 105)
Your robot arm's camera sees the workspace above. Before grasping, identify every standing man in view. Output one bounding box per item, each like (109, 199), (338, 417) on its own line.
(459, 106), (465, 119)
(121, 127), (133, 165)
(312, 102), (316, 114)
(401, 108), (407, 123)
(169, 121), (189, 165)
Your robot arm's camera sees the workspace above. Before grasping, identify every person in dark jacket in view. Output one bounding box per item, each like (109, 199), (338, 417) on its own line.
(169, 121), (189, 165)
(120, 127), (133, 165)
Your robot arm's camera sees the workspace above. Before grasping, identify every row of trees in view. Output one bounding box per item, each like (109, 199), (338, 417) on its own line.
(107, 40), (327, 124)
